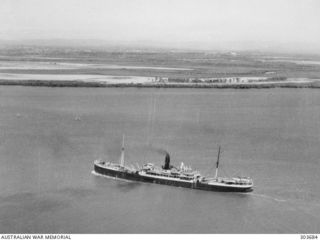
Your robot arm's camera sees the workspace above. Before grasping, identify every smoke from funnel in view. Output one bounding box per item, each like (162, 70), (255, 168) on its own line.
(144, 144), (169, 156)
(155, 148), (169, 156)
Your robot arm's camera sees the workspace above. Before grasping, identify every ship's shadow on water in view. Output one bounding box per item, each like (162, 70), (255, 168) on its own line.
(186, 188), (254, 200)
(115, 181), (143, 191)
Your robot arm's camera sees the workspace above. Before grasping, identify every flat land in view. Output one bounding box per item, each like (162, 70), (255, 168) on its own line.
(0, 45), (320, 88)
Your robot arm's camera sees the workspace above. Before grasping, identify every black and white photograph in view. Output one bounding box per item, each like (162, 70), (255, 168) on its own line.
(0, 0), (320, 238)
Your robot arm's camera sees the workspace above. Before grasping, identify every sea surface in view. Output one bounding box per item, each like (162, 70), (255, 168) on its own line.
(0, 86), (319, 233)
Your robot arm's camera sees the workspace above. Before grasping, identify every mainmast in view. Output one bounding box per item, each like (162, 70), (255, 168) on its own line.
(214, 146), (221, 179)
(119, 134), (125, 167)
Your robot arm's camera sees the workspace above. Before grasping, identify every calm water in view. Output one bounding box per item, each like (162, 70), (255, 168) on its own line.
(0, 86), (319, 233)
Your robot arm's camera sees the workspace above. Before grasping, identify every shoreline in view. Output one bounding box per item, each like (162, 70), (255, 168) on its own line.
(0, 79), (320, 89)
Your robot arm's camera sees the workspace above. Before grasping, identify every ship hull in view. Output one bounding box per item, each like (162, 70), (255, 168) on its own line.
(94, 163), (253, 192)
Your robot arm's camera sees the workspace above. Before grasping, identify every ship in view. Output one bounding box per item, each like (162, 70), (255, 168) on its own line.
(93, 136), (253, 192)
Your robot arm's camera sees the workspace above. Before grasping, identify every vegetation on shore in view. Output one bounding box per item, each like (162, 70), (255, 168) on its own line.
(0, 79), (319, 89)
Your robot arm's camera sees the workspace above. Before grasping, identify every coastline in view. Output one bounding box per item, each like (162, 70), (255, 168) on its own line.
(0, 79), (320, 89)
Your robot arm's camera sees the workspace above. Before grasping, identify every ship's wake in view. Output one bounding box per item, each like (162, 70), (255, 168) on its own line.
(240, 192), (287, 203)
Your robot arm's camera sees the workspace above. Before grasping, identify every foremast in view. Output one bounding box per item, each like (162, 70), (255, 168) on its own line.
(214, 146), (221, 179)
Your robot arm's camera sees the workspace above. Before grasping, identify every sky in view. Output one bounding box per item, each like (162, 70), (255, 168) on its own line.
(1, 0), (320, 52)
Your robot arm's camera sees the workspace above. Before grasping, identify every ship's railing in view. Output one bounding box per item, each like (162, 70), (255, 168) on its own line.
(144, 170), (196, 180)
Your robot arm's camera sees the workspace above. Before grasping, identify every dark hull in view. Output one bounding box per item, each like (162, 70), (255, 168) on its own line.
(94, 164), (253, 192)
